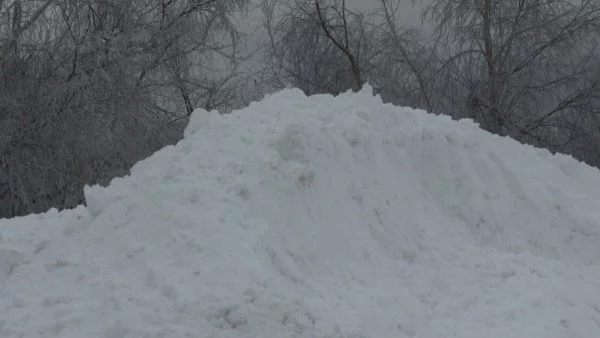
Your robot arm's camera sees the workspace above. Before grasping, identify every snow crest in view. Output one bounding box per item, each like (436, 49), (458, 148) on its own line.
(1, 86), (600, 337)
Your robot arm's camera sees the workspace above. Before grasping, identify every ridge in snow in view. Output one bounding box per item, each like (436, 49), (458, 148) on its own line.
(1, 85), (600, 337)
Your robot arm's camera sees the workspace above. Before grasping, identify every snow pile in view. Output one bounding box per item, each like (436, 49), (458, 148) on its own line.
(1, 86), (600, 337)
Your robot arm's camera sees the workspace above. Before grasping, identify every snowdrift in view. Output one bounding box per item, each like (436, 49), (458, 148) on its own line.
(1, 86), (600, 337)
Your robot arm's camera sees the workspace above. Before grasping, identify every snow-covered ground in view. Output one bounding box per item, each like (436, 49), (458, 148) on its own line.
(1, 86), (600, 337)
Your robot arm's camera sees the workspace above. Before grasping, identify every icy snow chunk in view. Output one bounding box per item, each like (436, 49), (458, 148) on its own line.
(0, 246), (25, 282)
(273, 123), (310, 163)
(184, 107), (213, 138)
(83, 184), (119, 218)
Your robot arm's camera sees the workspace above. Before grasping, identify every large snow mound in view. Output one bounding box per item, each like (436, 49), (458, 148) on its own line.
(1, 86), (600, 337)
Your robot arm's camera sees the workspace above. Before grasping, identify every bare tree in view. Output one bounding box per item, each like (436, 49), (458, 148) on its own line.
(258, 0), (373, 96)
(422, 0), (600, 154)
(256, 0), (442, 111)
(314, 0), (363, 90)
(371, 0), (439, 111)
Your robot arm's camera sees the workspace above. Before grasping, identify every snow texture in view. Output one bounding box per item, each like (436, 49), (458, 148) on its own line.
(1, 85), (600, 337)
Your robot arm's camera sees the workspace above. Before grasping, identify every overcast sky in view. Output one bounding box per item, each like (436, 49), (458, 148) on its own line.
(345, 0), (426, 25)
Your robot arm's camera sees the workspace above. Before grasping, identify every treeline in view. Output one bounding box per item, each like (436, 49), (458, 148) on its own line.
(0, 0), (247, 217)
(2, 0), (600, 218)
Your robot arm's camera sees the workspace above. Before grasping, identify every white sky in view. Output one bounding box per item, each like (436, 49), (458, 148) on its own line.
(345, 0), (427, 26)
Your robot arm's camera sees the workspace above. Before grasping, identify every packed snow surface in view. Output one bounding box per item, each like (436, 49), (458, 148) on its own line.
(1, 86), (600, 337)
